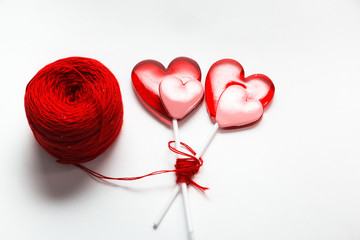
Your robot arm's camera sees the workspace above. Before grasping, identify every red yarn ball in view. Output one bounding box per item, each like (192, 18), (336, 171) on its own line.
(25, 57), (123, 164)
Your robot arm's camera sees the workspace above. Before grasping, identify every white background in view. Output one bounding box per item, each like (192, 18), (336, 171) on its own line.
(1, 0), (360, 239)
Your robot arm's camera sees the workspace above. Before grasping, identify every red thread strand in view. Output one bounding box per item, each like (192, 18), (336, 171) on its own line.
(25, 57), (123, 164)
(25, 57), (206, 190)
(75, 141), (208, 191)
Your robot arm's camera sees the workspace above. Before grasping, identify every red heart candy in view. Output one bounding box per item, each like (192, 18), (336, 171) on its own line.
(205, 59), (275, 125)
(132, 57), (201, 124)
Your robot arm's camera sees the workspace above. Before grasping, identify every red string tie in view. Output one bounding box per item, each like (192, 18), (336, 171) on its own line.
(74, 141), (208, 191)
(168, 141), (208, 191)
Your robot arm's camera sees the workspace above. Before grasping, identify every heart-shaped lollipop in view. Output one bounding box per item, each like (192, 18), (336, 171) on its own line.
(133, 57), (204, 232)
(205, 59), (274, 127)
(159, 76), (204, 119)
(132, 57), (202, 123)
(216, 84), (263, 128)
(154, 59), (275, 232)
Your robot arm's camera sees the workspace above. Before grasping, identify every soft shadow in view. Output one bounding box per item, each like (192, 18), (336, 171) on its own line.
(30, 130), (126, 199)
(217, 117), (262, 134)
(31, 141), (90, 200)
(264, 94), (276, 111)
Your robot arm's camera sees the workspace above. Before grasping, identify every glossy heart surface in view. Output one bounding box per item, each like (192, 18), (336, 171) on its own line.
(216, 85), (263, 128)
(205, 59), (274, 127)
(159, 76), (204, 119)
(132, 57), (201, 124)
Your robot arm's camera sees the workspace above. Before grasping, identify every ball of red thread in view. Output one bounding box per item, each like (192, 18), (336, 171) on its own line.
(25, 57), (123, 164)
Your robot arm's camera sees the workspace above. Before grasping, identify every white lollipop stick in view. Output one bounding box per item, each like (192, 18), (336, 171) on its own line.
(153, 122), (219, 229)
(173, 119), (194, 233)
(153, 184), (180, 229)
(181, 181), (193, 234)
(194, 122), (219, 157)
(175, 119), (193, 234)
(153, 119), (193, 230)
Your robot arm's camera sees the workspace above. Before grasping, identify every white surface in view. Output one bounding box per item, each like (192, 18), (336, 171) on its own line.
(0, 0), (360, 239)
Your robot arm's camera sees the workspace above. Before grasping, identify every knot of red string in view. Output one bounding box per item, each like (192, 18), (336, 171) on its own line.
(168, 141), (208, 191)
(75, 141), (207, 191)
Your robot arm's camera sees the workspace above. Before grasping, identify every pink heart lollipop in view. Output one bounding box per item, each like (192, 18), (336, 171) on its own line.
(132, 57), (202, 124)
(132, 57), (204, 234)
(216, 84), (263, 128)
(159, 76), (204, 119)
(205, 59), (274, 127)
